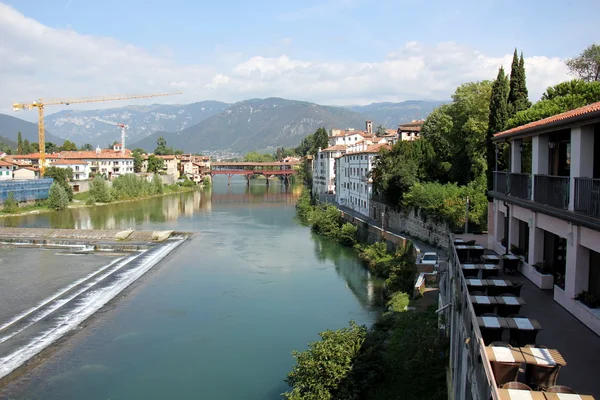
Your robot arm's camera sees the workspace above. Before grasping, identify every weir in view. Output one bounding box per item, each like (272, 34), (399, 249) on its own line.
(0, 228), (191, 383)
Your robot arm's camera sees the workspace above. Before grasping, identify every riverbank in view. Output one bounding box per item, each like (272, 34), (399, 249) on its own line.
(284, 188), (447, 399)
(0, 185), (199, 218)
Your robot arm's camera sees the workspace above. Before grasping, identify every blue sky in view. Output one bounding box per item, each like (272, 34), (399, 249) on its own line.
(1, 0), (599, 115)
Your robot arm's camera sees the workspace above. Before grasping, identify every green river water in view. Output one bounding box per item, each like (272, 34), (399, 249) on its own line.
(0, 178), (383, 399)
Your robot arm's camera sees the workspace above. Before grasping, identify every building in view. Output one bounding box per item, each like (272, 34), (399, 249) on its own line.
(312, 145), (346, 195)
(13, 167), (39, 180)
(0, 160), (16, 180)
(52, 159), (90, 180)
(488, 101), (600, 335)
(156, 155), (180, 179)
(397, 120), (424, 141)
(335, 143), (390, 216)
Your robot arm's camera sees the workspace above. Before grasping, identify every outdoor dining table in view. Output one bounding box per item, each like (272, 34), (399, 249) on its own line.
(495, 296), (526, 306)
(453, 238), (465, 245)
(482, 254), (501, 264)
(544, 393), (596, 399)
(477, 315), (508, 329)
(471, 295), (498, 305)
(519, 347), (566, 367)
(486, 345), (526, 386)
(502, 254), (521, 275)
(506, 317), (542, 331)
(497, 389), (546, 400)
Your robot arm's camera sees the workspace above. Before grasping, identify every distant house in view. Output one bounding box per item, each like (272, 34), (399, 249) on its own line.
(52, 159), (89, 180)
(0, 160), (16, 180)
(13, 167), (39, 180)
(397, 120), (425, 141)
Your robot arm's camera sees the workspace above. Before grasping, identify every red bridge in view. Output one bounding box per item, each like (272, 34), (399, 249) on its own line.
(210, 161), (301, 185)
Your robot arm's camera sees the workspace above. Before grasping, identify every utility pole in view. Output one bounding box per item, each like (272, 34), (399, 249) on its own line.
(465, 196), (470, 234)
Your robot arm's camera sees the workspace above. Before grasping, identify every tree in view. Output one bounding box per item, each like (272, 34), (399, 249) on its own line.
(45, 142), (59, 154)
(154, 136), (175, 155)
(47, 183), (69, 211)
(508, 49), (531, 116)
(132, 151), (144, 173)
(151, 173), (164, 194)
(44, 166), (74, 201)
(89, 175), (112, 203)
(17, 132), (23, 154)
(3, 192), (18, 213)
(486, 66), (510, 194)
(147, 154), (164, 173)
(566, 44), (600, 82)
(283, 321), (367, 400)
(61, 140), (78, 151)
(80, 143), (93, 151)
(243, 151), (276, 162)
(23, 139), (31, 154)
(311, 127), (329, 155)
(375, 124), (386, 137)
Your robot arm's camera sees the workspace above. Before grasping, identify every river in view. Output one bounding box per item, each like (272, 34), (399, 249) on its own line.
(0, 177), (383, 399)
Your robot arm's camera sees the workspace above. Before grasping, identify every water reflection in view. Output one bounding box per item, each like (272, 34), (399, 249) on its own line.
(0, 182), (302, 230)
(311, 232), (385, 309)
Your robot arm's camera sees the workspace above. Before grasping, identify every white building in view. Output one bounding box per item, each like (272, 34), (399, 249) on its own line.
(488, 101), (600, 335)
(312, 145), (346, 195)
(335, 143), (389, 217)
(0, 160), (16, 180)
(52, 159), (90, 180)
(61, 147), (134, 179)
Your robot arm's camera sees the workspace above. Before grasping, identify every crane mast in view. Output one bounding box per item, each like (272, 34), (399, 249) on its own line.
(12, 92), (182, 174)
(94, 117), (129, 155)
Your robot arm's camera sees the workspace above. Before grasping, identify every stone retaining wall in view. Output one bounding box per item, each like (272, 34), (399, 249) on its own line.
(371, 200), (449, 249)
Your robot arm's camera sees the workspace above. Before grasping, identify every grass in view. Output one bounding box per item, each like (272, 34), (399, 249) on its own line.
(73, 191), (90, 202)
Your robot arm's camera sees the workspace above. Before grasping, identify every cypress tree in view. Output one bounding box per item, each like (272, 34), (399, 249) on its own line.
(486, 67), (510, 195)
(518, 52), (532, 110)
(508, 49), (532, 116)
(17, 132), (23, 154)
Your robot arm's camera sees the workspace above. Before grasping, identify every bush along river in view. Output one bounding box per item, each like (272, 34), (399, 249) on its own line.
(0, 178), (386, 400)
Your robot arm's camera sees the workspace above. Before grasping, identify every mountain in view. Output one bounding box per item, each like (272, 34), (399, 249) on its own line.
(131, 98), (368, 154)
(44, 101), (230, 147)
(347, 100), (445, 128)
(0, 135), (17, 151)
(0, 114), (65, 146)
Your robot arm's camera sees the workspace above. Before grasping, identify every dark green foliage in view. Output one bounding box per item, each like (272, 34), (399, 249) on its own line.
(47, 183), (69, 211)
(283, 321), (367, 400)
(296, 127), (330, 157)
(152, 174), (164, 194)
(338, 223), (358, 246)
(154, 136), (175, 155)
(507, 80), (600, 128)
(61, 140), (78, 151)
(387, 292), (410, 312)
(44, 166), (74, 201)
(486, 66), (510, 193)
(80, 143), (93, 151)
(385, 242), (417, 295)
(132, 151), (144, 173)
(202, 176), (211, 187)
(3, 192), (18, 212)
(147, 154), (165, 173)
(508, 49), (532, 116)
(17, 132), (23, 154)
(375, 124), (386, 137)
(178, 175), (196, 187)
(566, 44), (600, 82)
(370, 310), (448, 400)
(243, 151), (276, 162)
(111, 174), (164, 200)
(88, 175), (112, 203)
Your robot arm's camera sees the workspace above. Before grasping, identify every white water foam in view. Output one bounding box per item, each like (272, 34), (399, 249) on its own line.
(0, 253), (144, 344)
(0, 239), (184, 380)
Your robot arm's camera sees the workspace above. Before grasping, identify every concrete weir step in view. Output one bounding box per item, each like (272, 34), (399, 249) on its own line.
(0, 228), (191, 244)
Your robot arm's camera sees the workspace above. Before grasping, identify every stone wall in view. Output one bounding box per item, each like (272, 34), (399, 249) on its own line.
(371, 200), (450, 249)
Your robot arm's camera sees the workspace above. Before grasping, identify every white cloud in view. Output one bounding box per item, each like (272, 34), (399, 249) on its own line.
(0, 3), (571, 118)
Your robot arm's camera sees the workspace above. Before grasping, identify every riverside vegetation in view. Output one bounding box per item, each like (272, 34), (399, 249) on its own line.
(285, 189), (447, 400)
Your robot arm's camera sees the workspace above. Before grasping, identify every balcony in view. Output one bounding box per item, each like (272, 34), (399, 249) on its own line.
(534, 175), (570, 210)
(493, 171), (508, 194)
(508, 173), (531, 200)
(575, 178), (600, 219)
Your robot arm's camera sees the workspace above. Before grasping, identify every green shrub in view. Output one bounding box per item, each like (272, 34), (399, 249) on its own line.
(283, 321), (367, 400)
(88, 175), (112, 203)
(202, 176), (211, 187)
(3, 192), (18, 212)
(387, 292), (410, 312)
(151, 174), (164, 194)
(338, 223), (357, 246)
(44, 166), (74, 201)
(178, 176), (196, 187)
(385, 242), (417, 295)
(47, 183), (69, 211)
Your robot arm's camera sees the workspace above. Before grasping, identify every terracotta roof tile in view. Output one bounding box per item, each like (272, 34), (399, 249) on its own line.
(494, 101), (600, 139)
(53, 159), (86, 165)
(322, 145), (347, 152)
(0, 160), (14, 167)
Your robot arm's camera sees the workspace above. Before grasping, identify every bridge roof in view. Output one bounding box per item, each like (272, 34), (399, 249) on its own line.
(212, 161), (301, 166)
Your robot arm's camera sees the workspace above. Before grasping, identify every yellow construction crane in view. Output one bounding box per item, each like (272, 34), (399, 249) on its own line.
(12, 92), (182, 175)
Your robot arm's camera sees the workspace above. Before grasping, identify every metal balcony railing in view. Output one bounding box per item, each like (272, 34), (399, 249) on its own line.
(534, 175), (570, 210)
(493, 171), (508, 194)
(508, 173), (532, 200)
(575, 177), (600, 219)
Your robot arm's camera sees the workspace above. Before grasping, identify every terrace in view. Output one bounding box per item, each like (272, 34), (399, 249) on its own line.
(443, 235), (600, 400)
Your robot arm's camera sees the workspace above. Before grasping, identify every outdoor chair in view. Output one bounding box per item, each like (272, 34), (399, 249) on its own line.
(481, 268), (499, 279)
(489, 342), (512, 347)
(465, 240), (477, 245)
(496, 293), (522, 317)
(492, 360), (521, 387)
(471, 291), (486, 296)
(473, 303), (497, 316)
(463, 268), (479, 278)
(501, 382), (532, 390)
(487, 285), (508, 297)
(507, 281), (523, 297)
(525, 361), (561, 391)
(546, 385), (577, 394)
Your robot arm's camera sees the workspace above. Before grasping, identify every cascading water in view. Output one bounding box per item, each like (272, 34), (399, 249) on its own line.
(0, 238), (186, 380)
